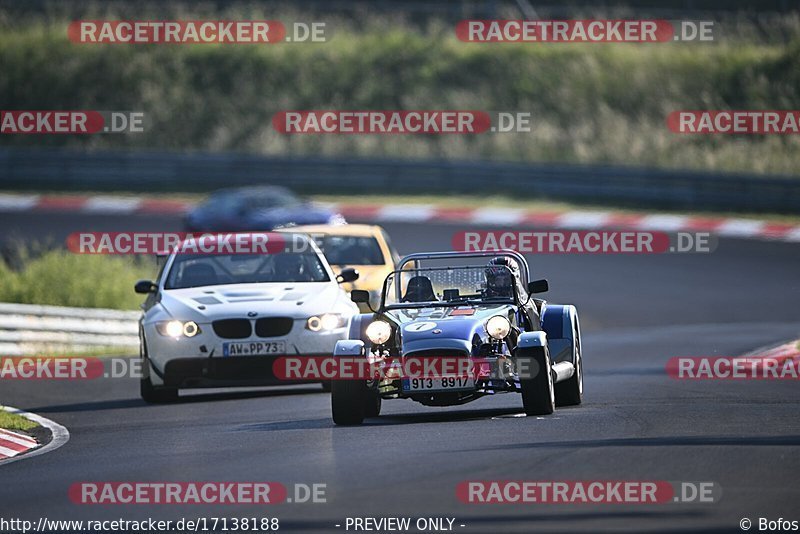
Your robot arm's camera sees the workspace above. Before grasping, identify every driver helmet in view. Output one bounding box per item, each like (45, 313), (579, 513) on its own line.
(485, 256), (519, 297)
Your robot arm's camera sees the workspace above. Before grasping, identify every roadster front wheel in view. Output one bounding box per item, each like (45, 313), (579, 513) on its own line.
(518, 346), (555, 416)
(331, 379), (367, 425)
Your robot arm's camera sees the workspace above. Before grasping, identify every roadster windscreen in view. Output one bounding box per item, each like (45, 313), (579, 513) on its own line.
(164, 252), (330, 289)
(380, 265), (518, 307)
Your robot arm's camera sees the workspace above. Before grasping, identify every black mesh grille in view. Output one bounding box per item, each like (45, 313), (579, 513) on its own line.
(255, 317), (293, 337)
(212, 319), (252, 339)
(403, 349), (470, 359)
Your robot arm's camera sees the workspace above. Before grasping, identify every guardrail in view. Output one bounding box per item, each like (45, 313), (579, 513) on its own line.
(1, 148), (799, 214)
(0, 302), (139, 356)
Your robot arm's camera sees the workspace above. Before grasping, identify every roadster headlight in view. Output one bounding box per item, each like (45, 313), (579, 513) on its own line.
(365, 320), (392, 345)
(307, 313), (346, 332)
(156, 320), (200, 338)
(486, 315), (511, 340)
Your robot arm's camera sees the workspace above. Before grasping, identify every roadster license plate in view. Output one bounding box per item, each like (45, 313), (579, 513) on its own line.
(223, 341), (286, 357)
(402, 376), (475, 392)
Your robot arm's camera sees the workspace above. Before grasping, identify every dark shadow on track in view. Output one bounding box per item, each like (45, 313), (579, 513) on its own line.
(236, 407), (526, 432)
(455, 434), (800, 452)
(27, 386), (323, 413)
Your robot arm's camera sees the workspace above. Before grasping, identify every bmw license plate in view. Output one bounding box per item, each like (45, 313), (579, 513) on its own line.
(402, 376), (475, 392)
(223, 341), (286, 357)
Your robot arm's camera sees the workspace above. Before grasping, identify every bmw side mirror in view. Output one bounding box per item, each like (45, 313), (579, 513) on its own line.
(528, 279), (549, 294)
(337, 267), (359, 284)
(350, 289), (370, 303)
(134, 280), (157, 294)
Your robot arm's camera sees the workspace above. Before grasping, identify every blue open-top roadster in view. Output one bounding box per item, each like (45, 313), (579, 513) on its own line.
(331, 250), (583, 425)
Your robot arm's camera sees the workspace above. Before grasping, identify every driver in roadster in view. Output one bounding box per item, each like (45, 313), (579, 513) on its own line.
(484, 256), (540, 333)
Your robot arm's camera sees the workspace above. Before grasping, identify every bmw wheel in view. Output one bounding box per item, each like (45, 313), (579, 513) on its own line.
(139, 337), (178, 404)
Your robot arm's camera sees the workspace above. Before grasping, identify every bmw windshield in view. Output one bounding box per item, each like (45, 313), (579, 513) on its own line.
(165, 251), (330, 289)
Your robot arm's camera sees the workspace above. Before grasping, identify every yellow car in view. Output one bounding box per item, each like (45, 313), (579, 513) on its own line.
(279, 224), (400, 311)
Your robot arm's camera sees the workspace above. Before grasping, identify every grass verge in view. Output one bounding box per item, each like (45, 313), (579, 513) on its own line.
(0, 248), (156, 310)
(0, 409), (38, 432)
(31, 347), (138, 358)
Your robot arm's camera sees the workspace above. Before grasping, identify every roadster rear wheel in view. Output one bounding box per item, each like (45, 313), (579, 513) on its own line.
(518, 346), (555, 416)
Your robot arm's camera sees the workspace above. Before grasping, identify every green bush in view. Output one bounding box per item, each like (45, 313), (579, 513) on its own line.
(0, 8), (798, 174)
(0, 250), (154, 310)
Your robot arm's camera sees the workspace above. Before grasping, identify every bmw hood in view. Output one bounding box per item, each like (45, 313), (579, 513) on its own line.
(156, 282), (350, 322)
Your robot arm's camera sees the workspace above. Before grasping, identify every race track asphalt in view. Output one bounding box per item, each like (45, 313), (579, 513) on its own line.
(1, 210), (799, 533)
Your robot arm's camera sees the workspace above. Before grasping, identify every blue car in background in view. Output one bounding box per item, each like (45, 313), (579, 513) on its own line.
(184, 186), (345, 232)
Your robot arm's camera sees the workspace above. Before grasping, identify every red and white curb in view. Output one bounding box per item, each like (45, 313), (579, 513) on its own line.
(0, 427), (38, 459)
(0, 406), (69, 466)
(1, 194), (799, 242)
(0, 194), (191, 215)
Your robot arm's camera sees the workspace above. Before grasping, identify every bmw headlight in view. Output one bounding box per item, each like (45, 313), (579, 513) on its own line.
(156, 320), (201, 338)
(307, 313), (346, 332)
(182, 321), (200, 337)
(485, 315), (511, 340)
(365, 320), (392, 345)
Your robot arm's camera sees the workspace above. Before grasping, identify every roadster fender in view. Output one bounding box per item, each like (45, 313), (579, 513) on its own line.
(517, 330), (547, 348)
(518, 325), (576, 383)
(348, 313), (375, 343)
(334, 339), (365, 357)
(541, 304), (579, 365)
